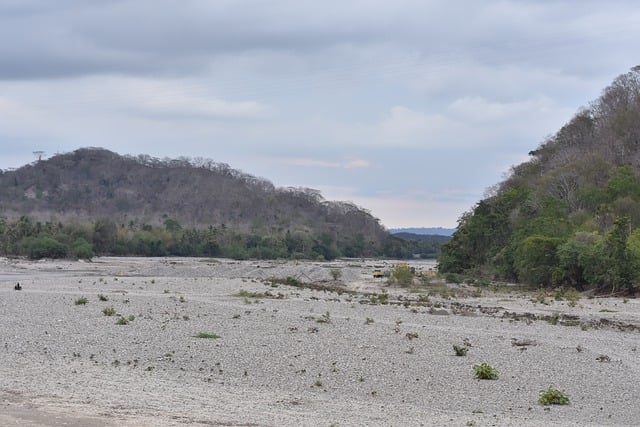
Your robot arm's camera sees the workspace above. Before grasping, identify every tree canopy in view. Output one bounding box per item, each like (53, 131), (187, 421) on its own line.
(439, 69), (640, 294)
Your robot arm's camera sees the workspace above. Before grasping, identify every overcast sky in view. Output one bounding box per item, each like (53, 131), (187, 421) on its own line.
(1, 1), (639, 228)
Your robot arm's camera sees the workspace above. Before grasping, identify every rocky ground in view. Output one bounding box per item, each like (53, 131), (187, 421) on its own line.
(1, 257), (639, 426)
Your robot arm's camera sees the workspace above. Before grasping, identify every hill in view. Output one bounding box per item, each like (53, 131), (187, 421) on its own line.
(439, 69), (640, 293)
(0, 148), (407, 259)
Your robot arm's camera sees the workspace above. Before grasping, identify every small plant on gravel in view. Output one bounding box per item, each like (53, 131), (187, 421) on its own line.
(473, 363), (498, 380)
(388, 265), (414, 287)
(193, 332), (221, 339)
(564, 288), (580, 307)
(453, 344), (469, 356)
(74, 296), (88, 305)
(538, 387), (570, 405)
(314, 379), (323, 387)
(127, 315), (135, 322)
(115, 316), (129, 325)
(316, 311), (332, 324)
(102, 307), (116, 316)
(365, 317), (374, 324)
(547, 313), (560, 325)
(330, 268), (342, 281)
(98, 294), (109, 301)
(179, 296), (186, 303)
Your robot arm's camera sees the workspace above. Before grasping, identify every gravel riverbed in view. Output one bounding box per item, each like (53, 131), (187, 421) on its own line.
(1, 257), (639, 426)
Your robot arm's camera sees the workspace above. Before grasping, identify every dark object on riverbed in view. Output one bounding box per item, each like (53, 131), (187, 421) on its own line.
(14, 282), (22, 290)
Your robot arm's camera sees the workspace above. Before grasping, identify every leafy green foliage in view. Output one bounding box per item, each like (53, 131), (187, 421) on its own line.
(538, 387), (570, 405)
(193, 332), (221, 339)
(439, 71), (640, 293)
(473, 363), (498, 380)
(0, 215), (412, 261)
(102, 307), (116, 316)
(23, 235), (68, 260)
(388, 264), (414, 287)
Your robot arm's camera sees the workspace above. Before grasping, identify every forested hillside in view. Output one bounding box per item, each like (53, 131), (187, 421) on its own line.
(0, 148), (408, 259)
(439, 69), (640, 294)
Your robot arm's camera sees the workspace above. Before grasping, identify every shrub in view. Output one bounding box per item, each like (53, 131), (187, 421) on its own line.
(388, 265), (414, 287)
(70, 238), (94, 259)
(193, 332), (221, 339)
(564, 288), (580, 306)
(538, 387), (570, 405)
(25, 235), (68, 260)
(98, 294), (109, 301)
(473, 363), (498, 380)
(102, 307), (116, 316)
(115, 316), (129, 325)
(330, 268), (342, 280)
(74, 296), (88, 305)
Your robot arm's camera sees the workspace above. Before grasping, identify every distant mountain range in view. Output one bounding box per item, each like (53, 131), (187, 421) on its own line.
(389, 227), (456, 237)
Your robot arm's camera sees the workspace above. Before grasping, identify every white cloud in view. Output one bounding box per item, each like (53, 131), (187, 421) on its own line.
(109, 78), (275, 120)
(447, 95), (556, 123)
(379, 106), (451, 146)
(265, 157), (371, 169)
(314, 184), (471, 228)
(344, 159), (370, 169)
(269, 157), (341, 168)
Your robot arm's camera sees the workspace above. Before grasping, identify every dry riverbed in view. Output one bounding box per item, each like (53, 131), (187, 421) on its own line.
(1, 257), (639, 426)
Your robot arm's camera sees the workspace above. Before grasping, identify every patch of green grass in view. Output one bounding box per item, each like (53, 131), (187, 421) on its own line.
(102, 307), (116, 316)
(115, 316), (129, 325)
(538, 387), (570, 405)
(193, 332), (221, 339)
(473, 363), (498, 380)
(74, 296), (88, 305)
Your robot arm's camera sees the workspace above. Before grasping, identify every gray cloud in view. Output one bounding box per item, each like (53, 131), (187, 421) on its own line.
(1, 1), (639, 227)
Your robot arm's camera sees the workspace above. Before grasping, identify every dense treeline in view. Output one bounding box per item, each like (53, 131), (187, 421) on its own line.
(439, 70), (640, 294)
(0, 216), (410, 260)
(393, 233), (450, 259)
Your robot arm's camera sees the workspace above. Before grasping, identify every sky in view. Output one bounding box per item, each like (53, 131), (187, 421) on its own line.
(1, 1), (639, 229)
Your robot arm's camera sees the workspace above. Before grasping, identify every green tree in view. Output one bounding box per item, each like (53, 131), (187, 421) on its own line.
(514, 235), (563, 286)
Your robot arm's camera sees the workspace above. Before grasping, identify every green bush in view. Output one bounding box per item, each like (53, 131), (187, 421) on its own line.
(25, 235), (68, 259)
(74, 296), (88, 305)
(193, 332), (221, 339)
(70, 237), (94, 259)
(473, 363), (498, 380)
(538, 387), (570, 405)
(388, 265), (414, 287)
